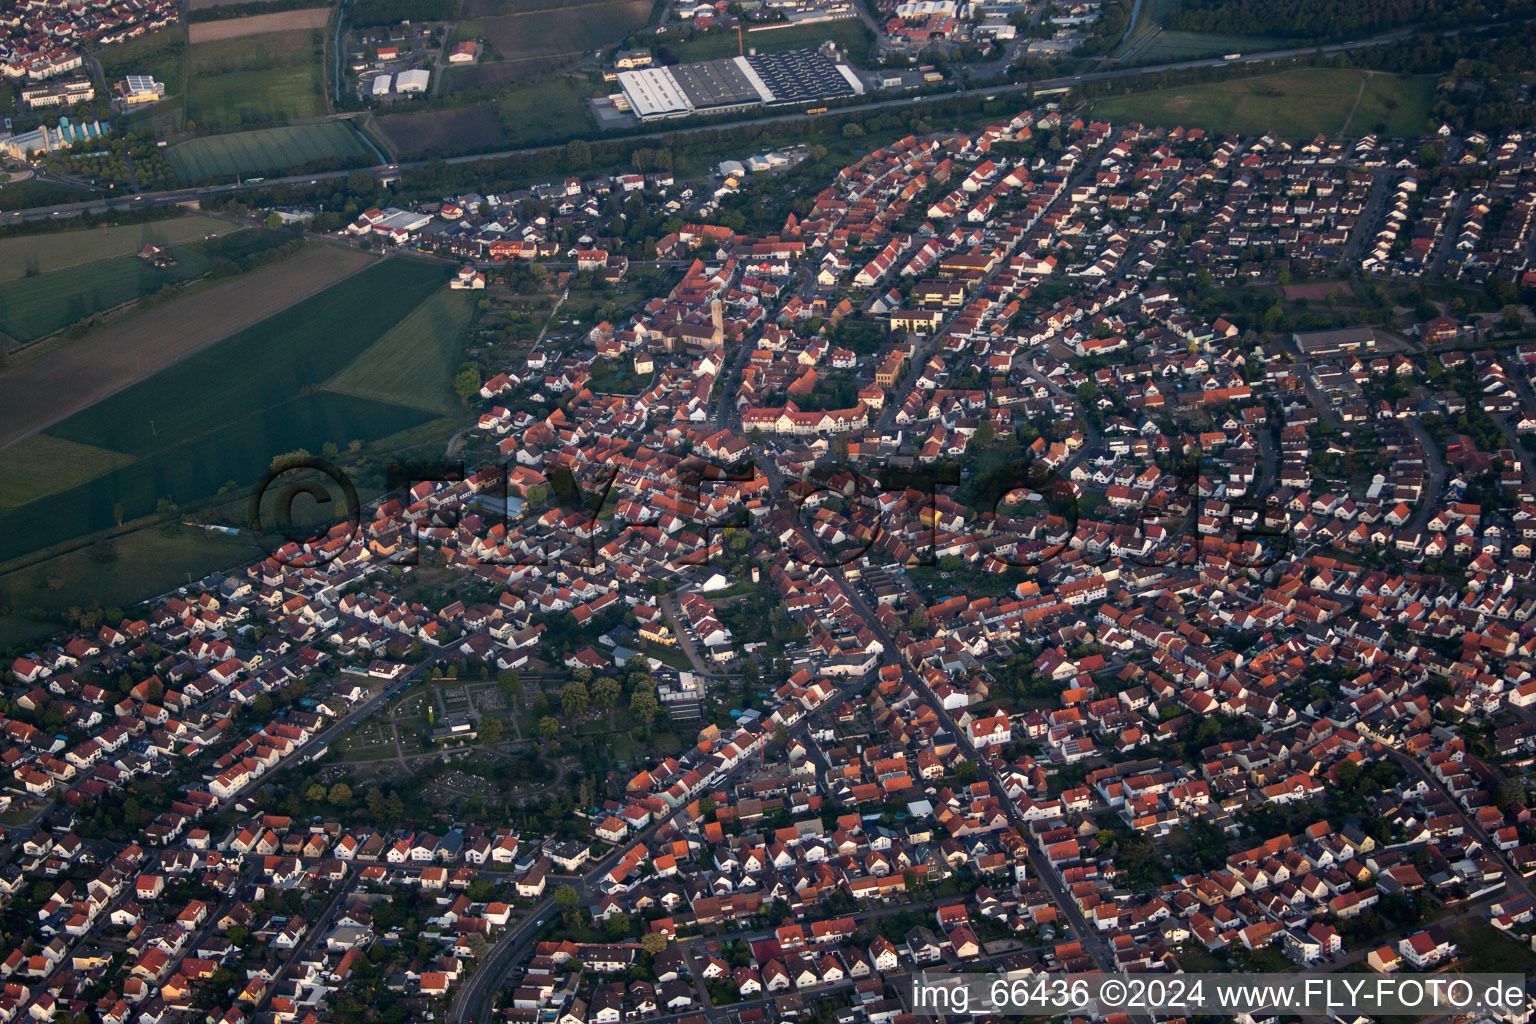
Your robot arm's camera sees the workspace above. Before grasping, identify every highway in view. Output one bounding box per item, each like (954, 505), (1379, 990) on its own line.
(0, 23), (1451, 226)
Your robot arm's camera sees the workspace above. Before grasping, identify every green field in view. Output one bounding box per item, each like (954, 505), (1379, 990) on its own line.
(187, 30), (326, 128)
(0, 526), (260, 647)
(325, 289), (478, 413)
(188, 65), (325, 127)
(493, 77), (600, 147)
(1349, 71), (1437, 138)
(0, 248), (210, 344)
(0, 435), (136, 509)
(664, 19), (874, 65)
(385, 76), (600, 154)
(184, 28), (326, 129)
(1133, 30), (1290, 61)
(0, 216), (230, 281)
(0, 229), (298, 345)
(0, 258), (453, 562)
(1087, 68), (1435, 139)
(166, 121), (374, 181)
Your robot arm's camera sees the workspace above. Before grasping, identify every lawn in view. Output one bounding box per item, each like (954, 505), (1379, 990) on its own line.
(665, 19), (874, 65)
(1087, 68), (1432, 139)
(166, 121), (374, 181)
(586, 361), (653, 395)
(325, 288), (478, 413)
(1447, 919), (1536, 975)
(0, 215), (229, 282)
(0, 525), (260, 647)
(0, 435), (135, 509)
(0, 259), (453, 563)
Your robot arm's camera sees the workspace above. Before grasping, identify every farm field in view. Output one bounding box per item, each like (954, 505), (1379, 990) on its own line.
(0, 244), (374, 450)
(0, 215), (229, 281)
(166, 121), (374, 180)
(0, 229), (298, 346)
(0, 258), (453, 563)
(46, 257), (451, 457)
(0, 247), (212, 345)
(377, 103), (507, 157)
(188, 8), (331, 42)
(186, 27), (326, 127)
(0, 435), (135, 509)
(325, 289), (478, 413)
(479, 0), (651, 62)
(667, 19), (874, 64)
(1087, 68), (1433, 139)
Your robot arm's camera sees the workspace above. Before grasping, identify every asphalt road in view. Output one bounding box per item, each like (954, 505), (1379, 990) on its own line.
(0, 24), (1448, 226)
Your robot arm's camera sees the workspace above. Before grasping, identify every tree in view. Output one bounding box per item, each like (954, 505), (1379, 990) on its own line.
(538, 716), (560, 738)
(328, 782), (353, 806)
(954, 760), (978, 784)
(561, 680), (590, 718)
(1502, 305), (1525, 332)
(525, 483), (549, 505)
(265, 212), (284, 230)
(454, 365), (482, 404)
(630, 687), (659, 725)
(306, 783), (327, 802)
(480, 716), (504, 744)
(640, 932), (668, 955)
(973, 420), (995, 449)
(591, 676), (621, 710)
(497, 669), (521, 700)
(554, 883), (581, 923)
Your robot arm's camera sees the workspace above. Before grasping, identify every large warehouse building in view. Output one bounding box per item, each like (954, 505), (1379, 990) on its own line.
(616, 47), (863, 121)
